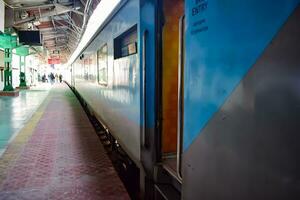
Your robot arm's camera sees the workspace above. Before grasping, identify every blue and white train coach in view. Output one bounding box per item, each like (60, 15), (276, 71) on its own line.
(68, 0), (300, 199)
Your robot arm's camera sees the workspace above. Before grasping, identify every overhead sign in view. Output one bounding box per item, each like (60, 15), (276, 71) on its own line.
(48, 58), (61, 64)
(0, 34), (18, 49)
(0, 0), (4, 33)
(16, 46), (29, 56)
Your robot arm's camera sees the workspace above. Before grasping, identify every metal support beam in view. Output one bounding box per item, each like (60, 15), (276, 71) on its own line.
(45, 43), (66, 47)
(41, 30), (66, 35)
(79, 0), (86, 6)
(39, 26), (68, 32)
(14, 4), (83, 25)
(67, 32), (80, 41)
(64, 14), (82, 32)
(43, 34), (66, 41)
(13, 2), (73, 11)
(51, 16), (59, 49)
(53, 19), (81, 36)
(82, 0), (92, 31)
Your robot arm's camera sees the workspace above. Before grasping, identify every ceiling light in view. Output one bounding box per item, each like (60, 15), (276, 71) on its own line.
(33, 20), (41, 26)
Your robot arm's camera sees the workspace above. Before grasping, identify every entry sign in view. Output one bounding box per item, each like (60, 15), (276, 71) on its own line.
(48, 58), (61, 64)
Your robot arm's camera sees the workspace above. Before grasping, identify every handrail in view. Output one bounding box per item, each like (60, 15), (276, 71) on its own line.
(177, 15), (185, 181)
(142, 30), (148, 148)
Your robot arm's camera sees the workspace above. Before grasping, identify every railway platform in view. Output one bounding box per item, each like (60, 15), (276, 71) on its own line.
(0, 84), (50, 155)
(0, 84), (129, 199)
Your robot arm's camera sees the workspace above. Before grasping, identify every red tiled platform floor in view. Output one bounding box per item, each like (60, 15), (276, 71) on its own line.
(0, 84), (130, 200)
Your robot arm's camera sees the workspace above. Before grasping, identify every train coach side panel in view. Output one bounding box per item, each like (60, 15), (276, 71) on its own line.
(73, 0), (141, 164)
(182, 1), (300, 199)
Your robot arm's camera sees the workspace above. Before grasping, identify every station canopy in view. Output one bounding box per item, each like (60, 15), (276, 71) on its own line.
(3, 0), (102, 63)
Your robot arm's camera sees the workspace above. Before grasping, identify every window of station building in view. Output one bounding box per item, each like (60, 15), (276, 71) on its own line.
(0, 50), (3, 82)
(97, 44), (108, 85)
(114, 25), (137, 59)
(0, 69), (3, 82)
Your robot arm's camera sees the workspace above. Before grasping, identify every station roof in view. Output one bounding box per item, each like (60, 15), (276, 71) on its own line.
(3, 0), (101, 63)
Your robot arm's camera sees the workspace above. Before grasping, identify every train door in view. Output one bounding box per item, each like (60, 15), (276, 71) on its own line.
(148, 0), (185, 198)
(140, 0), (186, 198)
(160, 0), (184, 180)
(139, 0), (160, 199)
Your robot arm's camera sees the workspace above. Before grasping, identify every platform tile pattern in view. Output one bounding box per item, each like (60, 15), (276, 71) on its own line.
(0, 85), (130, 200)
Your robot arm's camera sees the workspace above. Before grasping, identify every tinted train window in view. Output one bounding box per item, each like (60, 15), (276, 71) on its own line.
(114, 25), (137, 59)
(97, 44), (108, 85)
(84, 58), (89, 80)
(89, 53), (97, 82)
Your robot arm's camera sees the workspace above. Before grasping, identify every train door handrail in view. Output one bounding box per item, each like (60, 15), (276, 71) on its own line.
(142, 29), (148, 148)
(177, 15), (185, 181)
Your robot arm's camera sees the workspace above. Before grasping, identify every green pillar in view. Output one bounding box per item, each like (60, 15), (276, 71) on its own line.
(16, 46), (29, 88)
(19, 55), (27, 87)
(3, 48), (14, 91)
(0, 33), (18, 91)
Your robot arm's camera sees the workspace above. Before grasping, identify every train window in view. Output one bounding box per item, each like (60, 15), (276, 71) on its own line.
(97, 44), (108, 85)
(89, 53), (97, 82)
(114, 25), (137, 59)
(84, 58), (89, 80)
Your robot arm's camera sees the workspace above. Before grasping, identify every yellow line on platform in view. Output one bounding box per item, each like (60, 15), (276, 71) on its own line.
(0, 92), (51, 184)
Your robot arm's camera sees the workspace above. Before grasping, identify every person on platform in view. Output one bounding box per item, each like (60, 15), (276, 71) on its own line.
(42, 74), (46, 82)
(59, 74), (63, 83)
(49, 73), (55, 84)
(55, 74), (59, 83)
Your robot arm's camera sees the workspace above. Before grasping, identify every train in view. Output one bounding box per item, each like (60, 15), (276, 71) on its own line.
(68, 0), (300, 199)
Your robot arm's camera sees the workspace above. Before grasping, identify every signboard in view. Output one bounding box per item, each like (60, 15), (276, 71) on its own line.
(128, 43), (137, 55)
(48, 58), (61, 64)
(0, 1), (4, 33)
(16, 46), (29, 56)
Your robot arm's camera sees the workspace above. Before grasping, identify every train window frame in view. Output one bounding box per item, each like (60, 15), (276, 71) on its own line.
(114, 25), (138, 59)
(97, 43), (108, 86)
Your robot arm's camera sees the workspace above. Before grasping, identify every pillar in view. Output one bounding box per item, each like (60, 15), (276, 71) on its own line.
(19, 55), (27, 87)
(3, 48), (14, 91)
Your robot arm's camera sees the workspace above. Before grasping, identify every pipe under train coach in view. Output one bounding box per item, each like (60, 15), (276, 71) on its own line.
(68, 0), (300, 199)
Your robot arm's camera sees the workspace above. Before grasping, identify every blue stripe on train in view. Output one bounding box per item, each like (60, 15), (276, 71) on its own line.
(183, 0), (300, 150)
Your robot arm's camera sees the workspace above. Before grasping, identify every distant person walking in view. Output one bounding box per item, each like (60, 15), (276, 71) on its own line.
(55, 74), (59, 83)
(49, 73), (55, 85)
(59, 74), (63, 83)
(42, 74), (47, 82)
